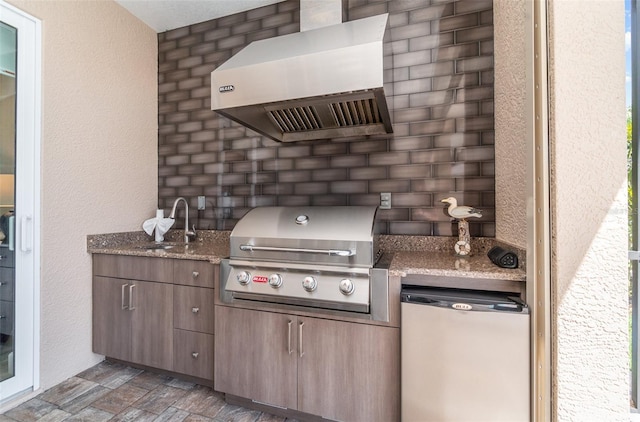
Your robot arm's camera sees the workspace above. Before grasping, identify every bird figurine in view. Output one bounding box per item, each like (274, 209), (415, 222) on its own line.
(441, 197), (483, 220)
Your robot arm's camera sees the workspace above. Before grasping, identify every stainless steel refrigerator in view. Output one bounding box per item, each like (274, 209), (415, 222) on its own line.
(401, 287), (530, 421)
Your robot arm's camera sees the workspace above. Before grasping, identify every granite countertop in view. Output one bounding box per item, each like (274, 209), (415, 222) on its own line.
(87, 230), (230, 264)
(379, 234), (526, 282)
(388, 251), (525, 281)
(87, 230), (525, 282)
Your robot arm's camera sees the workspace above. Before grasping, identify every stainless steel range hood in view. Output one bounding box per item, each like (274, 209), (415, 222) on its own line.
(210, 12), (393, 143)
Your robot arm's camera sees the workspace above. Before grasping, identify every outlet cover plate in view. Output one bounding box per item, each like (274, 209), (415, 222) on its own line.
(380, 192), (391, 209)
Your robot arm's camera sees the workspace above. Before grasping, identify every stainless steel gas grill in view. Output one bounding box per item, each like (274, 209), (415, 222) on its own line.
(220, 206), (390, 322)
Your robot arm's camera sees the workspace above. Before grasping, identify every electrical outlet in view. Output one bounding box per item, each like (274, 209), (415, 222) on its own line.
(380, 192), (391, 209)
(197, 196), (206, 210)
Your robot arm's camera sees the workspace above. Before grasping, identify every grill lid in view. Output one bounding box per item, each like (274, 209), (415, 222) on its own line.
(230, 206), (379, 268)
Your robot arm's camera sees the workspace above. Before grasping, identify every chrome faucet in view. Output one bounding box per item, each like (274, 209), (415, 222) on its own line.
(169, 197), (197, 243)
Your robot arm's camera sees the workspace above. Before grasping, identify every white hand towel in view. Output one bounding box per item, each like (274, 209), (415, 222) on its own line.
(143, 210), (175, 242)
(156, 218), (175, 240)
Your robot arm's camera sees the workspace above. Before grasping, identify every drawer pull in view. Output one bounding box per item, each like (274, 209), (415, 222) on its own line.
(191, 352), (199, 359)
(191, 307), (200, 314)
(128, 284), (136, 311)
(299, 321), (304, 358)
(192, 271), (199, 278)
(0, 315), (6, 319)
(121, 284), (128, 310)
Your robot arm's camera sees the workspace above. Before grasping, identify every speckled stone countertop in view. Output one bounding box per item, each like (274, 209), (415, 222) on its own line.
(87, 230), (231, 264)
(380, 235), (526, 281)
(87, 230), (525, 282)
(388, 251), (525, 281)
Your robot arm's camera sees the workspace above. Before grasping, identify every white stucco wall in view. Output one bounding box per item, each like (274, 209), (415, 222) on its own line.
(548, 0), (629, 419)
(493, 0), (527, 249)
(495, 0), (629, 419)
(3, 0), (630, 418)
(7, 0), (158, 390)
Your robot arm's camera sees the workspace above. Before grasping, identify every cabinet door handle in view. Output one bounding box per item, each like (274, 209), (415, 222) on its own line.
(287, 320), (293, 355)
(121, 284), (128, 310)
(192, 352), (199, 359)
(192, 271), (199, 279)
(128, 284), (135, 311)
(298, 321), (304, 358)
(191, 307), (200, 314)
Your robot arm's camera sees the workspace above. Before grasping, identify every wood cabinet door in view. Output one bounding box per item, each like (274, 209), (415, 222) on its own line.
(130, 280), (174, 371)
(92, 276), (131, 361)
(297, 317), (400, 422)
(214, 306), (297, 409)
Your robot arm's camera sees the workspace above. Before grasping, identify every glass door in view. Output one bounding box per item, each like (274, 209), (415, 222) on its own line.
(0, 20), (16, 385)
(0, 1), (39, 402)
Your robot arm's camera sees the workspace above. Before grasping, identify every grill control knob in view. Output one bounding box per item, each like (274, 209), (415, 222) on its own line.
(302, 276), (317, 292)
(269, 273), (283, 288)
(339, 278), (355, 296)
(237, 271), (251, 285)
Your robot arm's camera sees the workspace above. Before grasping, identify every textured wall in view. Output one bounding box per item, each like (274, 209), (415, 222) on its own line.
(158, 0), (496, 237)
(548, 0), (629, 419)
(7, 0), (158, 391)
(493, 0), (526, 248)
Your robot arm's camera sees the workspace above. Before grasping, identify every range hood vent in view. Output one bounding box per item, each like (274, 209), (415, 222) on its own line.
(210, 13), (393, 143)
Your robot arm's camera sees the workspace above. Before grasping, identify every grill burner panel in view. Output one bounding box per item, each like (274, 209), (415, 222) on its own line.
(225, 260), (370, 313)
(221, 206), (388, 319)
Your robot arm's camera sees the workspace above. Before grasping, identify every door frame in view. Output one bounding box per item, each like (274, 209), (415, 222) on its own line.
(526, 0), (552, 420)
(0, 0), (41, 404)
(631, 0), (640, 409)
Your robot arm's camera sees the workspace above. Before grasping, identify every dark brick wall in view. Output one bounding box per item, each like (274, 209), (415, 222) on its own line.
(158, 0), (495, 236)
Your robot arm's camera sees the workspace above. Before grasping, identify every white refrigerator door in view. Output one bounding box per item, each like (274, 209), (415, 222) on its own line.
(401, 301), (530, 422)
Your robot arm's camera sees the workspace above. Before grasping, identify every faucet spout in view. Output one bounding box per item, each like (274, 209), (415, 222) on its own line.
(169, 197), (197, 243)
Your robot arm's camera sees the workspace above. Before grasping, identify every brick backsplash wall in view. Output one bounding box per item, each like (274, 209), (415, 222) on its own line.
(158, 0), (494, 236)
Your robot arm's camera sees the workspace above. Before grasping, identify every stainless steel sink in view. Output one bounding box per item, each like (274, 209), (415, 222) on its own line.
(137, 244), (175, 250)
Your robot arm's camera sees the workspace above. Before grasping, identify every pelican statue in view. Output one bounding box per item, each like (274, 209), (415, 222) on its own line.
(441, 197), (482, 220)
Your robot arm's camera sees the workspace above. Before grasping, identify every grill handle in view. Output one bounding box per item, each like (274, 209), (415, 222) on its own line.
(239, 244), (355, 257)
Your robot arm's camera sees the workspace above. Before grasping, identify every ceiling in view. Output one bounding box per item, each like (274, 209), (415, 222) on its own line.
(115, 0), (286, 32)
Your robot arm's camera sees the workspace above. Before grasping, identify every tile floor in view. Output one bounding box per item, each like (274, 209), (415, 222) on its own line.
(0, 360), (297, 422)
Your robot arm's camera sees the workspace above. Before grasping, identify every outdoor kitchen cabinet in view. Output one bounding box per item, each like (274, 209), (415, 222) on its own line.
(215, 306), (297, 409)
(214, 305), (400, 422)
(172, 260), (215, 380)
(92, 254), (216, 382)
(93, 275), (173, 371)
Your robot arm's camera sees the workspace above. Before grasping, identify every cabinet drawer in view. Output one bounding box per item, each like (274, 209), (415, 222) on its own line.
(93, 255), (173, 283)
(0, 300), (13, 335)
(0, 268), (13, 302)
(0, 249), (14, 268)
(174, 286), (214, 334)
(173, 260), (214, 288)
(173, 329), (213, 380)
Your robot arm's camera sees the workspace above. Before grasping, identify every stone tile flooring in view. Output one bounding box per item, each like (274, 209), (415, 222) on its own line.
(0, 361), (297, 422)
